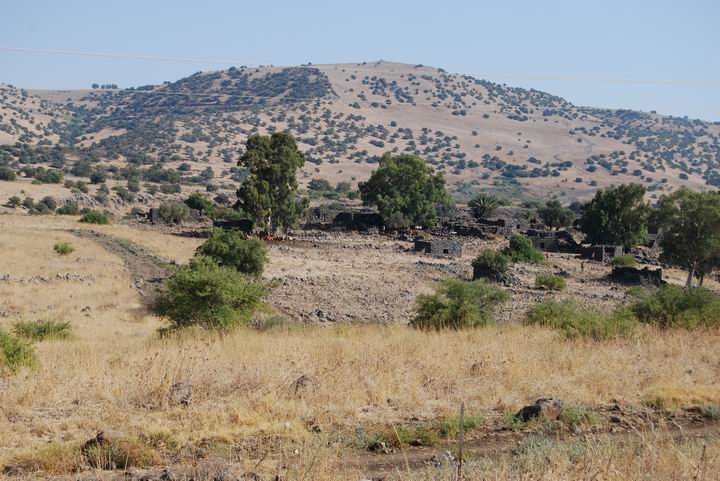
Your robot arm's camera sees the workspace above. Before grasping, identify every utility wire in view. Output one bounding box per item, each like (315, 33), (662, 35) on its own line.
(2, 46), (718, 87)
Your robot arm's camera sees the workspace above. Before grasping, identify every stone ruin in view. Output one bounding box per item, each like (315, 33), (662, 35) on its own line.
(580, 244), (625, 262)
(413, 237), (462, 257)
(304, 206), (384, 232)
(213, 218), (253, 233)
(609, 266), (664, 286)
(331, 211), (384, 231)
(526, 229), (582, 253)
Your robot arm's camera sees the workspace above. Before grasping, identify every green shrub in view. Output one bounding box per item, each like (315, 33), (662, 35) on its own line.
(197, 228), (267, 276)
(184, 192), (214, 214)
(468, 192), (499, 219)
(629, 285), (720, 328)
(0, 329), (37, 375)
(535, 274), (567, 291)
(611, 255), (637, 267)
(159, 183), (181, 194)
(53, 241), (74, 255)
(79, 211), (109, 225)
(503, 234), (544, 263)
(13, 320), (72, 341)
(383, 211), (411, 230)
(525, 301), (637, 340)
(411, 278), (510, 330)
(57, 203), (80, 215)
(154, 256), (265, 331)
(471, 250), (509, 280)
(39, 196), (57, 211)
(0, 166), (16, 181)
(308, 178), (333, 191)
(159, 202), (189, 224)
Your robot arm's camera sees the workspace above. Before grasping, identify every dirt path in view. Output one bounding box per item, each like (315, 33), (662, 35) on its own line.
(343, 421), (720, 478)
(69, 229), (174, 301)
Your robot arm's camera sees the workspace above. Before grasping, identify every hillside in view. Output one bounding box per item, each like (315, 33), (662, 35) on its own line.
(2, 61), (719, 203)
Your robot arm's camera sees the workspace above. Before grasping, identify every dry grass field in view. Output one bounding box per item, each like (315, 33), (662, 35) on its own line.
(1, 213), (719, 480)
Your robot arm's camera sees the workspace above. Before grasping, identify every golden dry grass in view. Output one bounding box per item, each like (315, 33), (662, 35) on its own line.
(1, 213), (720, 479)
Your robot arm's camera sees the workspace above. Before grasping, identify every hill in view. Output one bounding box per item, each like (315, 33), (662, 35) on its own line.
(2, 61), (719, 204)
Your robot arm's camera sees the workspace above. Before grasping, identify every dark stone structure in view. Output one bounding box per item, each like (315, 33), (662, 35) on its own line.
(213, 218), (254, 233)
(580, 245), (624, 262)
(609, 266), (664, 286)
(147, 207), (161, 224)
(526, 229), (581, 253)
(528, 231), (561, 252)
(332, 211), (384, 231)
(414, 237), (462, 257)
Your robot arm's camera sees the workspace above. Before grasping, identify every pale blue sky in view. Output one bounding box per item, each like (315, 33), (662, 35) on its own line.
(2, 0), (718, 120)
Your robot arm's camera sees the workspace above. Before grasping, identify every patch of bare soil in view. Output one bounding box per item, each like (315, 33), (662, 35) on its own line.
(263, 231), (636, 324)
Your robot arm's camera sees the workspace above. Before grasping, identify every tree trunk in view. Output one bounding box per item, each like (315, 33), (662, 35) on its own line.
(686, 263), (696, 288)
(699, 275), (705, 288)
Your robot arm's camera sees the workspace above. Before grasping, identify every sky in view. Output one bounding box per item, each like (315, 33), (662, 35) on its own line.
(2, 0), (719, 120)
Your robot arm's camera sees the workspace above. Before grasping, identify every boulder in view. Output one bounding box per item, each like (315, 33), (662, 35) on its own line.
(169, 381), (193, 406)
(515, 398), (563, 422)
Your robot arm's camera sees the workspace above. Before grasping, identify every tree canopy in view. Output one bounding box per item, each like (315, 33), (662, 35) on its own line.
(653, 188), (720, 287)
(359, 153), (448, 228)
(580, 184), (649, 247)
(538, 200), (575, 229)
(235, 132), (306, 233)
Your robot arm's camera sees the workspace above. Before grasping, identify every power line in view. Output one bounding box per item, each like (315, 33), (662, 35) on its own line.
(2, 46), (719, 88)
(477, 73), (720, 87)
(0, 46), (258, 66)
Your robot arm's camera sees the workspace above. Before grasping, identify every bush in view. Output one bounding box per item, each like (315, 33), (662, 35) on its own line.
(53, 241), (74, 255)
(411, 278), (510, 330)
(154, 256), (265, 330)
(57, 203), (80, 215)
(471, 250), (509, 280)
(13, 320), (72, 341)
(184, 192), (214, 214)
(535, 274), (567, 291)
(630, 285), (720, 329)
(308, 178), (333, 191)
(611, 254), (638, 267)
(34, 168), (63, 184)
(384, 211), (412, 230)
(503, 234), (544, 263)
(160, 183), (181, 194)
(159, 202), (189, 224)
(525, 301), (637, 340)
(0, 166), (17, 181)
(0, 329), (36, 375)
(7, 196), (21, 207)
(468, 193), (499, 219)
(197, 228), (267, 276)
(38, 196), (57, 211)
(79, 211), (110, 225)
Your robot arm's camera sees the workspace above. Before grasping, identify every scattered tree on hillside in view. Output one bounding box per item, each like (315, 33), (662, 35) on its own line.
(653, 188), (720, 287)
(580, 184), (649, 247)
(359, 153), (448, 228)
(235, 132), (307, 233)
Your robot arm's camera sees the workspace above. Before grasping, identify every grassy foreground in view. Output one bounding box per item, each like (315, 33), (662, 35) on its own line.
(2, 325), (720, 475)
